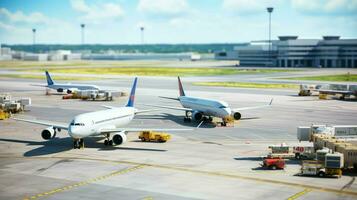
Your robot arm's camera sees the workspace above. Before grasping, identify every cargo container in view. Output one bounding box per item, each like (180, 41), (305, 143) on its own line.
(316, 148), (330, 163)
(312, 135), (357, 170)
(325, 153), (344, 169)
(333, 126), (357, 137)
(297, 126), (310, 141)
(17, 98), (31, 106)
(298, 125), (357, 142)
(335, 144), (357, 169)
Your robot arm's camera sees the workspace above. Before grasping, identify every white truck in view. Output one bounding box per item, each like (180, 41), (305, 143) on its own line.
(268, 144), (315, 160)
(300, 152), (343, 178)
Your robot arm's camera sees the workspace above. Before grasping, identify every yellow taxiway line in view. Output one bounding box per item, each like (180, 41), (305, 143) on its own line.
(23, 164), (145, 200)
(287, 188), (312, 200)
(0, 156), (354, 199)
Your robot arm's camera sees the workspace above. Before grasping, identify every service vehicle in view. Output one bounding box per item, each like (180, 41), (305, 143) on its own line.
(139, 131), (171, 143)
(262, 157), (285, 170)
(300, 152), (343, 178)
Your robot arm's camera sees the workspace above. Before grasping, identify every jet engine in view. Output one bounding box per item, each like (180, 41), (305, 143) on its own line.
(232, 112), (241, 120)
(193, 111), (203, 121)
(112, 132), (127, 145)
(57, 88), (64, 93)
(41, 127), (56, 140)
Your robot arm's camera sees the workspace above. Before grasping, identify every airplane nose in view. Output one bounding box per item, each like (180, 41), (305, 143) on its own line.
(68, 126), (82, 139)
(225, 108), (232, 116)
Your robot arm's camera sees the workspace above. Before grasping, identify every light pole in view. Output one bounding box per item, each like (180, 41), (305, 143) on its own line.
(81, 24), (85, 45)
(267, 7), (273, 66)
(32, 28), (36, 45)
(140, 26), (145, 44)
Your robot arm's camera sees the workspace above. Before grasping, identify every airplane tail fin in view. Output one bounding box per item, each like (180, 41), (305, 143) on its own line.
(126, 77), (138, 107)
(178, 76), (186, 96)
(45, 71), (54, 85)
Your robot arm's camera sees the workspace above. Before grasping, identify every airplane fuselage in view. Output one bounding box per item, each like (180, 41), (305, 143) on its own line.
(179, 96), (231, 118)
(68, 107), (135, 139)
(48, 83), (99, 91)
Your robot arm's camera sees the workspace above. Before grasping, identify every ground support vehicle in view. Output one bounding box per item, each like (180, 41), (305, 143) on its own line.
(139, 131), (171, 143)
(300, 160), (342, 178)
(261, 157), (285, 170)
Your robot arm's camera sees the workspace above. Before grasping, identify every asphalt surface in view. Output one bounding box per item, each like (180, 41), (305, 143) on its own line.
(1, 68), (357, 200)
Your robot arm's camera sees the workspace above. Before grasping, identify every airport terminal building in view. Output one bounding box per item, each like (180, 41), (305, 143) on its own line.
(215, 36), (357, 68)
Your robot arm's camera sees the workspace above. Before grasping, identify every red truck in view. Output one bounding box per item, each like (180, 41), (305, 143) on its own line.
(262, 157), (285, 170)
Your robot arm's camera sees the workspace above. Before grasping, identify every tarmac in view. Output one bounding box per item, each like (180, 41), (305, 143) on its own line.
(1, 69), (357, 200)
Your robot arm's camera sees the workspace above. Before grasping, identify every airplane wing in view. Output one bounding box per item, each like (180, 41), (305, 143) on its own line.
(317, 90), (352, 95)
(30, 84), (48, 87)
(13, 118), (68, 130)
(101, 105), (116, 109)
(159, 96), (180, 101)
(135, 109), (160, 114)
(232, 99), (273, 112)
(142, 104), (193, 112)
(99, 128), (192, 133)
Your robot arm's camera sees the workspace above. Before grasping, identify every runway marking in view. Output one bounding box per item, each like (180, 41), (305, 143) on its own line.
(287, 188), (312, 200)
(3, 156), (356, 198)
(23, 164), (145, 200)
(50, 155), (357, 197)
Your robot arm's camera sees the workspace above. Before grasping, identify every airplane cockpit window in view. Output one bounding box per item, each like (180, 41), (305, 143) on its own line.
(219, 106), (227, 108)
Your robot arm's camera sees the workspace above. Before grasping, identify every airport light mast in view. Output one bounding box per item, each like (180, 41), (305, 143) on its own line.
(32, 28), (36, 45)
(140, 26), (145, 44)
(267, 7), (274, 66)
(81, 23), (85, 45)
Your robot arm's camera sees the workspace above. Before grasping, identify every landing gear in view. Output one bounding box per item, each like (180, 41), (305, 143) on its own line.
(184, 111), (192, 123)
(184, 117), (191, 122)
(73, 139), (84, 149)
(221, 121), (227, 126)
(104, 134), (113, 146)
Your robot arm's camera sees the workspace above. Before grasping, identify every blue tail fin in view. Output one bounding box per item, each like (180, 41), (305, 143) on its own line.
(126, 77), (138, 107)
(178, 76), (185, 96)
(45, 71), (54, 85)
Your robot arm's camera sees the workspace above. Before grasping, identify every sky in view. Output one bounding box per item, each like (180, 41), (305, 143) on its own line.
(0, 0), (356, 44)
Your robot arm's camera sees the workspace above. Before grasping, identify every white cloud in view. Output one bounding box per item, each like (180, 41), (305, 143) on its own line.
(291, 0), (357, 14)
(222, 0), (281, 14)
(70, 0), (125, 23)
(0, 8), (48, 24)
(137, 0), (189, 17)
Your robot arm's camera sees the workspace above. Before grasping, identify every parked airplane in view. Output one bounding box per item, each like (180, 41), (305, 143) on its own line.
(145, 77), (273, 126)
(15, 77), (190, 149)
(32, 71), (100, 94)
(317, 84), (357, 100)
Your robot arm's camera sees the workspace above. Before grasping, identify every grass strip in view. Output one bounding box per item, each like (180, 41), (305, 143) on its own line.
(0, 74), (99, 81)
(193, 82), (299, 89)
(279, 73), (357, 82)
(20, 67), (296, 77)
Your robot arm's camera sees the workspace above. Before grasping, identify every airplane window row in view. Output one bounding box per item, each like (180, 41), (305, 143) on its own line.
(70, 122), (85, 126)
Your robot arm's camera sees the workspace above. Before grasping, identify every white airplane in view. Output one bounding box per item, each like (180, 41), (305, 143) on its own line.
(145, 77), (273, 126)
(33, 71), (100, 94)
(15, 77), (190, 149)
